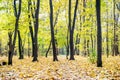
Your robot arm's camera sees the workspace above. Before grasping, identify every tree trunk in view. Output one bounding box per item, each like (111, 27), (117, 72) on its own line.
(83, 39), (87, 56)
(8, 32), (13, 65)
(8, 0), (21, 65)
(32, 0), (40, 62)
(112, 1), (119, 56)
(45, 9), (60, 58)
(90, 0), (94, 54)
(45, 40), (51, 57)
(106, 2), (109, 57)
(69, 0), (78, 60)
(66, 26), (70, 59)
(28, 0), (34, 57)
(69, 30), (75, 60)
(75, 34), (80, 55)
(96, 0), (102, 67)
(28, 33), (30, 57)
(87, 40), (89, 56)
(18, 30), (24, 59)
(90, 17), (94, 54)
(49, 0), (58, 61)
(83, 0), (87, 57)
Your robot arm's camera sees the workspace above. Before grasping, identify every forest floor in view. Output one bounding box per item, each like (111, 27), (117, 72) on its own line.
(0, 55), (120, 80)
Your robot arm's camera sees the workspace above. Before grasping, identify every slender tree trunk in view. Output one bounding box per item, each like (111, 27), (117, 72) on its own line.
(87, 40), (89, 56)
(8, 32), (13, 65)
(69, 0), (78, 60)
(45, 40), (51, 57)
(18, 30), (24, 59)
(66, 23), (70, 59)
(45, 9), (60, 57)
(90, 17), (94, 53)
(49, 0), (58, 61)
(112, 1), (119, 56)
(28, 33), (30, 57)
(28, 0), (34, 57)
(90, 33), (94, 53)
(83, 39), (87, 56)
(96, 0), (102, 67)
(106, 2), (109, 57)
(75, 34), (80, 55)
(90, 0), (94, 54)
(113, 0), (116, 56)
(8, 0), (22, 65)
(83, 0), (87, 56)
(32, 0), (40, 62)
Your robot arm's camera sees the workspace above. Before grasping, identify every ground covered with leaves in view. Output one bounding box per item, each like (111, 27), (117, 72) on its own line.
(0, 55), (120, 80)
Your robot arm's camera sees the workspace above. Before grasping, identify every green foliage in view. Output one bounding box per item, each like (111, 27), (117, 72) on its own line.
(88, 49), (97, 64)
(0, 0), (119, 58)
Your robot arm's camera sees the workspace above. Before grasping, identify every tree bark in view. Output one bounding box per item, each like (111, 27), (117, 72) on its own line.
(8, 0), (22, 65)
(96, 0), (102, 67)
(75, 34), (80, 55)
(32, 0), (40, 62)
(112, 1), (119, 56)
(49, 0), (58, 61)
(87, 40), (89, 56)
(18, 30), (24, 59)
(8, 32), (13, 65)
(45, 40), (51, 57)
(28, 0), (34, 57)
(45, 9), (60, 58)
(28, 0), (40, 61)
(69, 0), (78, 60)
(28, 33), (30, 57)
(83, 0), (87, 56)
(106, 2), (109, 57)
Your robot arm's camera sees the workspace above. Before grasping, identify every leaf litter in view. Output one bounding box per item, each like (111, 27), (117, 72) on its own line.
(0, 55), (120, 80)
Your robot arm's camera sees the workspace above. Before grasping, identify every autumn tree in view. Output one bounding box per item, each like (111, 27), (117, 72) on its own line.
(49, 0), (58, 61)
(69, 0), (79, 60)
(8, 0), (22, 65)
(105, 1), (109, 57)
(96, 0), (102, 67)
(28, 0), (40, 61)
(112, 0), (119, 56)
(18, 30), (24, 59)
(28, 0), (33, 57)
(45, 8), (60, 58)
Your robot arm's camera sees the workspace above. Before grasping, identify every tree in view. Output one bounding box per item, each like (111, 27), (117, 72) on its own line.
(49, 0), (58, 61)
(106, 1), (109, 57)
(69, 0), (79, 60)
(112, 0), (119, 56)
(83, 0), (87, 56)
(18, 30), (24, 59)
(45, 8), (60, 58)
(96, 0), (102, 67)
(28, 0), (34, 57)
(8, 0), (22, 65)
(28, 0), (40, 61)
(32, 0), (40, 61)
